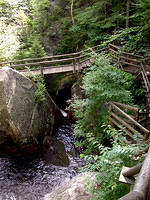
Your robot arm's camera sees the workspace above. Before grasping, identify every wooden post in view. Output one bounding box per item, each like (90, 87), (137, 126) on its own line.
(10, 62), (13, 68)
(72, 55), (76, 73)
(119, 191), (145, 200)
(109, 103), (114, 127)
(77, 53), (81, 72)
(40, 64), (44, 77)
(120, 147), (150, 200)
(136, 109), (139, 122)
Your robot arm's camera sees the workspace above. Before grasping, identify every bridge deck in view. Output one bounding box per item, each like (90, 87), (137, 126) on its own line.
(20, 59), (92, 75)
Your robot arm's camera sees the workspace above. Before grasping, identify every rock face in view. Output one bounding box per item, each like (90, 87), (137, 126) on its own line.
(0, 67), (63, 154)
(44, 173), (96, 200)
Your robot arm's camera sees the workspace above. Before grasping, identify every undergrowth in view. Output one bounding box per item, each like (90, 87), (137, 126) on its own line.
(68, 53), (146, 199)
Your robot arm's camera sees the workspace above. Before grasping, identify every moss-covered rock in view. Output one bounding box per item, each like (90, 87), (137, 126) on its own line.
(0, 67), (63, 155)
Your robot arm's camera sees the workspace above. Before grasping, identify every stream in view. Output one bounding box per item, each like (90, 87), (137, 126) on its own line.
(0, 121), (84, 200)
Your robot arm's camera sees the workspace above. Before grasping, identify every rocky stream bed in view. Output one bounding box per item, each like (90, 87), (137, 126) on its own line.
(0, 121), (85, 200)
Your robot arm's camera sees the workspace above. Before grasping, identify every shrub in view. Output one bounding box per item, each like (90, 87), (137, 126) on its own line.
(69, 53), (134, 153)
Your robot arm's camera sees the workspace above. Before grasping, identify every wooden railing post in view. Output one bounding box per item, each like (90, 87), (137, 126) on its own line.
(40, 64), (44, 76)
(72, 55), (76, 73)
(136, 109), (139, 122)
(120, 147), (150, 200)
(77, 52), (81, 72)
(108, 103), (114, 127)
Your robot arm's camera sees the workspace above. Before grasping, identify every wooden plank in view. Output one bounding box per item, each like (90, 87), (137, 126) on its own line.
(119, 55), (142, 63)
(123, 164), (142, 177)
(109, 48), (119, 54)
(21, 64), (74, 75)
(109, 43), (121, 49)
(111, 112), (143, 140)
(0, 43), (143, 70)
(119, 60), (140, 68)
(109, 117), (135, 141)
(109, 104), (114, 127)
(72, 58), (76, 73)
(20, 58), (91, 75)
(11, 57), (75, 68)
(113, 102), (139, 112)
(120, 147), (150, 200)
(0, 44), (103, 66)
(119, 166), (135, 185)
(122, 51), (143, 59)
(141, 63), (150, 90)
(141, 71), (150, 93)
(109, 102), (150, 134)
(109, 44), (143, 58)
(11, 53), (92, 69)
(0, 52), (79, 66)
(134, 148), (150, 194)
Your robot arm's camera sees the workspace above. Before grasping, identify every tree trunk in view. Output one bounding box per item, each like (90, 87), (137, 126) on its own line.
(71, 0), (75, 25)
(126, 0), (131, 28)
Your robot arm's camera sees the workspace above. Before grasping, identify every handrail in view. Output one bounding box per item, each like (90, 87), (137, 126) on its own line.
(141, 63), (150, 91)
(109, 102), (149, 134)
(109, 44), (143, 58)
(0, 44), (104, 67)
(113, 102), (139, 112)
(109, 44), (150, 109)
(109, 102), (149, 141)
(122, 163), (142, 177)
(119, 148), (150, 200)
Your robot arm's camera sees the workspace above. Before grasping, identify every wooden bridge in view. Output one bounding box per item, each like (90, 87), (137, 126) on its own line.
(107, 44), (150, 200)
(1, 43), (150, 199)
(108, 44), (150, 141)
(1, 43), (150, 138)
(0, 45), (106, 75)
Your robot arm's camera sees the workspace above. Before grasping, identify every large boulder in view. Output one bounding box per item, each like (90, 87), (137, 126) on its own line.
(44, 173), (96, 200)
(0, 67), (63, 155)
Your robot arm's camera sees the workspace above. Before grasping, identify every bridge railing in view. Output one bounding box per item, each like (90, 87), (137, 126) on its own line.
(119, 147), (150, 200)
(0, 45), (107, 71)
(108, 44), (150, 110)
(108, 43), (144, 74)
(108, 101), (150, 143)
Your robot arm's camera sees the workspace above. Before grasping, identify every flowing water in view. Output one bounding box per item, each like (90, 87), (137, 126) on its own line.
(0, 121), (84, 200)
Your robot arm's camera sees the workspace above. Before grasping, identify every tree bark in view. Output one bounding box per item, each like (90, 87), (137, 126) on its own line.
(126, 0), (131, 28)
(71, 0), (75, 25)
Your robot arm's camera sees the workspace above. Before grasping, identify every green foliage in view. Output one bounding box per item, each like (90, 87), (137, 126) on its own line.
(83, 141), (143, 200)
(10, 0), (150, 63)
(27, 38), (47, 58)
(35, 78), (47, 104)
(33, 75), (46, 104)
(79, 125), (147, 199)
(26, 72), (47, 104)
(82, 54), (133, 104)
(15, 36), (47, 60)
(0, 0), (13, 20)
(68, 54), (134, 153)
(0, 48), (5, 62)
(1, 0), (149, 62)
